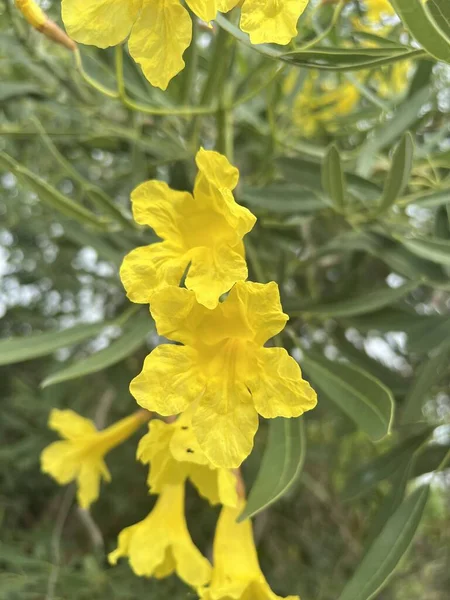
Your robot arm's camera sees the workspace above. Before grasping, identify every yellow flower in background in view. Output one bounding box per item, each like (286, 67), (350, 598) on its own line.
(61, 0), (310, 89)
(109, 483), (211, 586)
(200, 499), (299, 600)
(41, 409), (148, 509)
(137, 409), (238, 507)
(290, 71), (360, 137)
(131, 281), (317, 469)
(120, 148), (256, 310)
(362, 0), (396, 23)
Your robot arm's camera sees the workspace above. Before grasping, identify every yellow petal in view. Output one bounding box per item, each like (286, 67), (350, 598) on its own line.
(186, 0), (218, 22)
(150, 286), (209, 346)
(249, 347), (317, 418)
(130, 345), (204, 415)
(61, 0), (140, 48)
(185, 244), (248, 310)
(218, 0), (240, 11)
(227, 281), (288, 345)
(169, 411), (209, 466)
(77, 460), (105, 509)
(193, 384), (258, 468)
(188, 464), (221, 505)
(48, 409), (96, 440)
(138, 421), (188, 492)
(217, 468), (239, 507)
(130, 180), (192, 240)
(128, 0), (192, 90)
(195, 147), (239, 193)
(40, 441), (80, 484)
(120, 243), (186, 304)
(240, 0), (309, 45)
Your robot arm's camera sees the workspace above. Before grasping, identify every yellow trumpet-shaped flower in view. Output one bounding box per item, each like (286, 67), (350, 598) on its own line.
(200, 499), (299, 600)
(41, 409), (148, 509)
(131, 281), (317, 469)
(61, 0), (309, 89)
(109, 483), (211, 587)
(120, 148), (256, 310)
(137, 408), (238, 507)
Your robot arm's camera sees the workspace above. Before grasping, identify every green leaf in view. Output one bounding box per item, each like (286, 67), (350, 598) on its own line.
(390, 0), (450, 65)
(0, 322), (109, 367)
(357, 87), (430, 176)
(301, 352), (394, 441)
(239, 417), (306, 521)
(428, 0), (450, 38)
(398, 236), (450, 266)
(401, 343), (450, 424)
(0, 82), (46, 102)
(322, 145), (346, 213)
(280, 47), (424, 71)
(413, 444), (450, 476)
(401, 188), (450, 209)
(342, 430), (431, 500)
(377, 132), (414, 214)
(337, 485), (430, 600)
(240, 184), (325, 215)
(40, 314), (152, 387)
(0, 152), (110, 230)
(289, 281), (418, 318)
(363, 457), (413, 548)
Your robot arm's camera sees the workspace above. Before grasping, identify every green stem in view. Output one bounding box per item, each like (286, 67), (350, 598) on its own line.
(179, 14), (198, 104)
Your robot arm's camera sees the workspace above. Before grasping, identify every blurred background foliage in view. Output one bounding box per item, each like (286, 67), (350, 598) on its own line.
(1, 0), (450, 598)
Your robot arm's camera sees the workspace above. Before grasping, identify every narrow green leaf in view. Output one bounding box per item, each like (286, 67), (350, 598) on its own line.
(337, 485), (430, 600)
(377, 132), (414, 214)
(322, 145), (346, 212)
(428, 0), (450, 38)
(41, 315), (152, 387)
(357, 87), (430, 176)
(343, 430), (432, 500)
(240, 184), (326, 215)
(280, 47), (424, 71)
(401, 188), (450, 209)
(239, 417), (306, 521)
(290, 281), (418, 318)
(390, 0), (450, 65)
(401, 344), (450, 424)
(301, 352), (394, 441)
(0, 322), (109, 367)
(398, 236), (450, 266)
(413, 444), (450, 476)
(0, 152), (109, 230)
(363, 457), (413, 548)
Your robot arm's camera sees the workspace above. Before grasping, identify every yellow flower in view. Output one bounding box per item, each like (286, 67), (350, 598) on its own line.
(130, 281), (317, 469)
(200, 499), (299, 600)
(291, 72), (360, 137)
(120, 148), (256, 310)
(362, 0), (396, 23)
(41, 409), (148, 509)
(137, 408), (238, 507)
(61, 0), (309, 89)
(109, 483), (211, 587)
(240, 0), (309, 45)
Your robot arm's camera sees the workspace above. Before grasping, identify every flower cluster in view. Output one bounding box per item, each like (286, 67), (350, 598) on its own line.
(61, 0), (310, 89)
(41, 148), (316, 598)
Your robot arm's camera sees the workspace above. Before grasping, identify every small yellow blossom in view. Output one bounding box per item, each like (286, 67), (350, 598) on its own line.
(109, 483), (211, 587)
(120, 148), (256, 310)
(290, 71), (360, 137)
(200, 499), (299, 600)
(138, 409), (238, 507)
(41, 409), (148, 509)
(362, 0), (396, 23)
(61, 0), (309, 89)
(130, 281), (317, 469)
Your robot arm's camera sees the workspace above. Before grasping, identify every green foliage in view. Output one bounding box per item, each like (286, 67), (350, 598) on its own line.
(1, 0), (449, 599)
